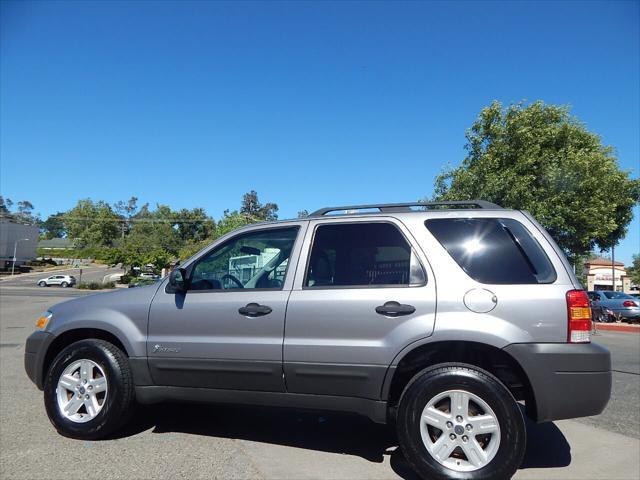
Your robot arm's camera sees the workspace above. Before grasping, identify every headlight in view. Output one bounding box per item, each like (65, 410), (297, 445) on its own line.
(36, 311), (52, 330)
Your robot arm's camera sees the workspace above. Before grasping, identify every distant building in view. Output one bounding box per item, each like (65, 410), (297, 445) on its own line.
(584, 257), (632, 293)
(0, 219), (39, 270)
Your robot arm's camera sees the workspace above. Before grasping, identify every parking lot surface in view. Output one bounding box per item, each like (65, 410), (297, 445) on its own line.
(1, 284), (638, 479)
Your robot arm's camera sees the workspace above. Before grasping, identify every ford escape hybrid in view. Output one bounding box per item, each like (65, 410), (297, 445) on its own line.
(25, 201), (611, 480)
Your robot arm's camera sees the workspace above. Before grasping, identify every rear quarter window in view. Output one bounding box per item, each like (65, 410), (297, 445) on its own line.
(425, 218), (557, 285)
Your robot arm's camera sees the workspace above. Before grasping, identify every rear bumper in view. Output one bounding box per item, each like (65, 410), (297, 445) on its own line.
(24, 331), (55, 390)
(612, 308), (640, 320)
(504, 342), (611, 423)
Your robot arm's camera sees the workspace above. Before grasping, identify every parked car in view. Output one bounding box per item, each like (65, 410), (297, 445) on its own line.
(139, 272), (160, 280)
(37, 275), (76, 288)
(24, 201), (611, 480)
(588, 290), (640, 323)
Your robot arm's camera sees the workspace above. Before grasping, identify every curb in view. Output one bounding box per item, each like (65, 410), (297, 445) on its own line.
(594, 322), (640, 333)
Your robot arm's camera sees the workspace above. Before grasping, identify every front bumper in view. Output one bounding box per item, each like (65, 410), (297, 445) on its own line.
(24, 331), (56, 390)
(503, 342), (611, 423)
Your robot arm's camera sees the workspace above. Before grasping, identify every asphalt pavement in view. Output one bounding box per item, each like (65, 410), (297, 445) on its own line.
(0, 285), (638, 480)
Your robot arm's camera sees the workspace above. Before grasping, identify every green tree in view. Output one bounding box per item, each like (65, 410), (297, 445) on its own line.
(433, 100), (640, 264)
(113, 196), (140, 238)
(217, 209), (256, 236)
(0, 196), (13, 217)
(174, 207), (215, 243)
(41, 212), (67, 239)
(627, 254), (640, 285)
(0, 198), (39, 223)
(63, 199), (121, 247)
(240, 190), (279, 221)
(16, 200), (37, 223)
(126, 204), (181, 255)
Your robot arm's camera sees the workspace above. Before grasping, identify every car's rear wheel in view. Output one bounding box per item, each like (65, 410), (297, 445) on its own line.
(61, 281), (69, 288)
(44, 339), (135, 439)
(397, 363), (526, 480)
(38, 281), (47, 287)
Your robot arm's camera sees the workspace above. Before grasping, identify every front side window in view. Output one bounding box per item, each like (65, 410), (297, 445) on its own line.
(425, 218), (557, 285)
(190, 227), (299, 291)
(305, 222), (426, 288)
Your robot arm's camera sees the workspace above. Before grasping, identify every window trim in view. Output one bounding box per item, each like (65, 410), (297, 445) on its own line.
(301, 220), (428, 291)
(424, 217), (557, 285)
(184, 225), (301, 293)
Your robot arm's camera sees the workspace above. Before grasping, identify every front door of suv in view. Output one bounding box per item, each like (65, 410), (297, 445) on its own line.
(283, 218), (436, 399)
(148, 223), (306, 392)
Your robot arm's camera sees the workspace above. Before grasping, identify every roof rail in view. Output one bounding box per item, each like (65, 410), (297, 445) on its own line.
(308, 200), (502, 217)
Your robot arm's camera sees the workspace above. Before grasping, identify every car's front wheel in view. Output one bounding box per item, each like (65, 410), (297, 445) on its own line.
(38, 281), (47, 287)
(397, 363), (526, 480)
(43, 339), (134, 439)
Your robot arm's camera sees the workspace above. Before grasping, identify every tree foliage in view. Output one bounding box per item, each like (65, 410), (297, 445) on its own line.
(240, 190), (279, 221)
(41, 212), (67, 239)
(63, 199), (121, 247)
(433, 100), (640, 262)
(24, 191), (280, 270)
(0, 196), (39, 223)
(627, 254), (640, 285)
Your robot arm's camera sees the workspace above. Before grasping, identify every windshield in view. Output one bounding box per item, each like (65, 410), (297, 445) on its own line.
(602, 291), (634, 300)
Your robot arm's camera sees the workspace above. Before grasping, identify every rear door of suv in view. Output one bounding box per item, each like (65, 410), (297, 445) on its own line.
(283, 217), (436, 399)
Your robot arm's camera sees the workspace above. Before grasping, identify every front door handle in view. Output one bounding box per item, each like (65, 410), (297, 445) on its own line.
(238, 303), (272, 317)
(375, 301), (416, 317)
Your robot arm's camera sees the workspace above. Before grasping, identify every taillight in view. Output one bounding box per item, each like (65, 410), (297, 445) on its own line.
(623, 300), (638, 308)
(566, 290), (591, 343)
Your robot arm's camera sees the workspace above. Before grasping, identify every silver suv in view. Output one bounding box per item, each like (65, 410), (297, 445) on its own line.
(37, 274), (76, 288)
(25, 201), (611, 480)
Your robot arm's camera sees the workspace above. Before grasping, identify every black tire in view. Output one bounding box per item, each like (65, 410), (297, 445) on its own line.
(44, 339), (135, 440)
(61, 281), (69, 288)
(38, 281), (47, 287)
(397, 363), (526, 480)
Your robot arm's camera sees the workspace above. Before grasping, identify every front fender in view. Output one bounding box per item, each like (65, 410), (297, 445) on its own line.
(46, 286), (159, 357)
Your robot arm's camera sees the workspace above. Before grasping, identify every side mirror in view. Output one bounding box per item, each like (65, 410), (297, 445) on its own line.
(168, 268), (188, 293)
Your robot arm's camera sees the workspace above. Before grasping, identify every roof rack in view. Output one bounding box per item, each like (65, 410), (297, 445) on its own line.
(308, 200), (502, 217)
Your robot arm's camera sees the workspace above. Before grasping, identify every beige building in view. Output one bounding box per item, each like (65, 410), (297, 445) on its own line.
(584, 257), (633, 293)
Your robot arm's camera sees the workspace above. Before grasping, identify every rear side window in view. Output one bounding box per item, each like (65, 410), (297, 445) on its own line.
(305, 222), (426, 288)
(425, 218), (556, 284)
(602, 291), (634, 300)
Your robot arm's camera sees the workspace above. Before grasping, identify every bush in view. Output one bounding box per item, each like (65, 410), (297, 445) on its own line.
(77, 281), (115, 290)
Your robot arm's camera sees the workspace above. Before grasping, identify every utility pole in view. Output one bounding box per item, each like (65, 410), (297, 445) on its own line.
(611, 246), (616, 292)
(11, 238), (29, 276)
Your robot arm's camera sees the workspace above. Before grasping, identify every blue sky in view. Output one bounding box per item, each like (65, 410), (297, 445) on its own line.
(1, 0), (638, 263)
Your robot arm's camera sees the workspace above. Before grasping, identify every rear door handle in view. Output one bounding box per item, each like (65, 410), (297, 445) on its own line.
(375, 301), (416, 317)
(238, 303), (272, 317)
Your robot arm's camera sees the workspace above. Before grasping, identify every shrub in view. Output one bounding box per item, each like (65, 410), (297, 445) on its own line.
(77, 281), (115, 290)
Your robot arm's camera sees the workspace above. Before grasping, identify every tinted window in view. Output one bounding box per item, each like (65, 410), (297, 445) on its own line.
(425, 218), (556, 285)
(305, 222), (425, 288)
(190, 227), (298, 291)
(602, 291), (634, 300)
